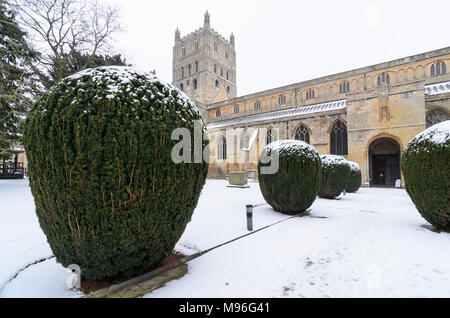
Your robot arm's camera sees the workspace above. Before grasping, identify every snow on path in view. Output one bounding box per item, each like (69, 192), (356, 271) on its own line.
(1, 179), (449, 297)
(147, 186), (450, 298)
(0, 179), (81, 298)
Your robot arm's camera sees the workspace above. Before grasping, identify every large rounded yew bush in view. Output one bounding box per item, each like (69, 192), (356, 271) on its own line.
(401, 120), (450, 231)
(346, 161), (362, 193)
(318, 155), (351, 199)
(23, 66), (209, 279)
(258, 140), (321, 214)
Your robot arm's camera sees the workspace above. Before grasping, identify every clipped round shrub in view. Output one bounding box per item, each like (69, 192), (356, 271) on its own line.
(346, 161), (362, 193)
(401, 121), (450, 231)
(258, 140), (321, 215)
(23, 66), (209, 279)
(319, 155), (351, 199)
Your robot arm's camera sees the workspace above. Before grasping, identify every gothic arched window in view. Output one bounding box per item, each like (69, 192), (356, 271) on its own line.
(193, 79), (197, 90)
(218, 136), (227, 161)
(431, 61), (447, 77)
(240, 133), (250, 149)
(195, 61), (199, 72)
(306, 89), (315, 100)
(339, 81), (350, 94)
(215, 109), (221, 117)
(215, 80), (219, 88)
(188, 64), (191, 76)
(426, 108), (449, 128)
(377, 72), (390, 86)
(278, 95), (286, 105)
(294, 124), (310, 144)
(234, 105), (240, 114)
(266, 128), (278, 145)
(254, 101), (261, 111)
(330, 120), (348, 155)
(180, 83), (184, 91)
(181, 67), (184, 78)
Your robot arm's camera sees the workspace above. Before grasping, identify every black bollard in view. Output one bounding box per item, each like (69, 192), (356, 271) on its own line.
(246, 204), (253, 231)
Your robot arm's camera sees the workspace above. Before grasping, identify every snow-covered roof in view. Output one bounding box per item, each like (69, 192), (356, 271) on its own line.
(424, 81), (450, 96)
(207, 100), (346, 130)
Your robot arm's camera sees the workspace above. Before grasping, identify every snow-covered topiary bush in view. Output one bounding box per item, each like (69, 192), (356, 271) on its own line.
(346, 161), (362, 193)
(318, 155), (351, 199)
(23, 66), (209, 279)
(258, 140), (321, 214)
(401, 120), (450, 231)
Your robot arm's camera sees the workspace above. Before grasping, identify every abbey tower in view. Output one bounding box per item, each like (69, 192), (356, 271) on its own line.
(172, 11), (237, 110)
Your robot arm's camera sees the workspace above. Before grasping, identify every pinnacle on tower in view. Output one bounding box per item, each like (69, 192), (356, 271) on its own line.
(204, 10), (210, 27)
(175, 27), (180, 42)
(230, 33), (235, 46)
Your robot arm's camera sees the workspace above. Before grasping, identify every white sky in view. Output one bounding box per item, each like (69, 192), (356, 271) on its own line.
(108, 0), (450, 97)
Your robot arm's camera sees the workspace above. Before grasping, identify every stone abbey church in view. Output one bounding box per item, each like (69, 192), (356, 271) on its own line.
(173, 12), (450, 186)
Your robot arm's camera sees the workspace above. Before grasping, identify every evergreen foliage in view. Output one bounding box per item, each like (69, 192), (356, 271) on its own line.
(46, 51), (130, 89)
(401, 121), (449, 231)
(346, 161), (362, 193)
(0, 0), (37, 159)
(318, 155), (351, 199)
(23, 66), (209, 279)
(258, 140), (321, 215)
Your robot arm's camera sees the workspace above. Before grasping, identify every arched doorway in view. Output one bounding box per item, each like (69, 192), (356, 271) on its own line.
(369, 137), (401, 186)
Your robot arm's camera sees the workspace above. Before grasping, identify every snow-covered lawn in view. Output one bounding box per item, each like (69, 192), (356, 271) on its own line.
(0, 179), (449, 298)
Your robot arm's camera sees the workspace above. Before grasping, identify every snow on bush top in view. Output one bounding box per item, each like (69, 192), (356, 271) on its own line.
(59, 66), (201, 120)
(264, 140), (319, 159)
(348, 161), (361, 173)
(320, 154), (348, 167)
(404, 120), (450, 152)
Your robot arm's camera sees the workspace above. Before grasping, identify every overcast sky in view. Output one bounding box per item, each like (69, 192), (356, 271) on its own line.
(108, 0), (450, 97)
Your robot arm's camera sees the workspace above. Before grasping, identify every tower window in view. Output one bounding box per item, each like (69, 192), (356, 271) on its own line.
(215, 80), (219, 88)
(221, 68), (223, 77)
(180, 83), (184, 91)
(330, 120), (348, 155)
(181, 67), (184, 78)
(294, 124), (310, 144)
(195, 41), (199, 51)
(195, 61), (199, 73)
(188, 64), (191, 76)
(214, 42), (217, 52)
(226, 71), (229, 80)
(215, 109), (221, 117)
(278, 95), (286, 105)
(377, 72), (390, 86)
(214, 64), (217, 73)
(234, 105), (240, 113)
(431, 61), (447, 77)
(193, 79), (197, 90)
(254, 101), (261, 110)
(339, 81), (350, 94)
(306, 89), (315, 100)
(227, 86), (230, 93)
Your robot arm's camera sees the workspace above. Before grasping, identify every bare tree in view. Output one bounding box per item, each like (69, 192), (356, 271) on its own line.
(12, 0), (123, 88)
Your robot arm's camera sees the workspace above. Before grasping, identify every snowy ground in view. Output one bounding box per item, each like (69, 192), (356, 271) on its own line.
(0, 179), (449, 298)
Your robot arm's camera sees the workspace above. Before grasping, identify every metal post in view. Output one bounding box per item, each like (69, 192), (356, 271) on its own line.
(14, 153), (18, 173)
(246, 204), (253, 231)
